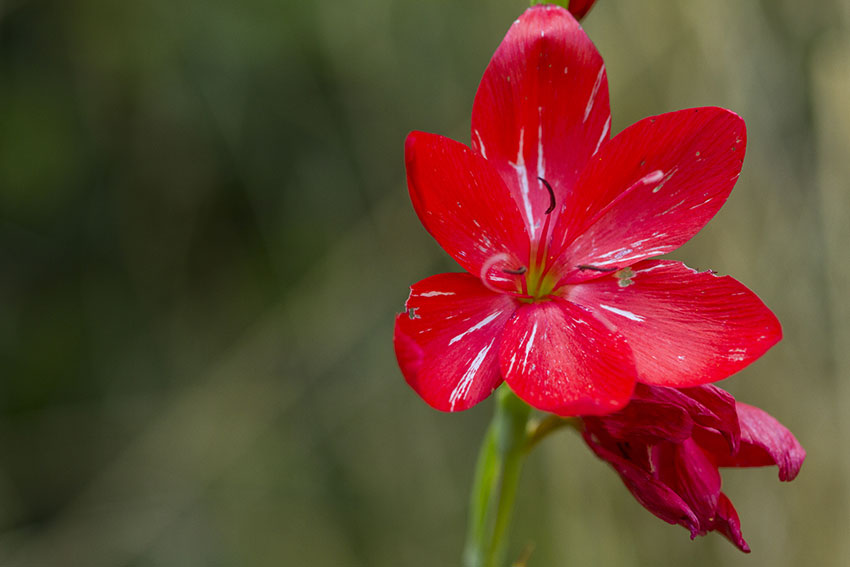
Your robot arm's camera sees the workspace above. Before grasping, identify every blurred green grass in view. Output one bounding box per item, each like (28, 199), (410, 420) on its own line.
(1, 0), (848, 565)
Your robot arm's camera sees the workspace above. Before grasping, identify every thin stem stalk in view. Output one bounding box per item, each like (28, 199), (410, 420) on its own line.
(462, 385), (532, 567)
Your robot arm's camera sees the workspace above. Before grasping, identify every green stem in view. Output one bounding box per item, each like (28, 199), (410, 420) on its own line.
(524, 414), (581, 455)
(463, 385), (532, 567)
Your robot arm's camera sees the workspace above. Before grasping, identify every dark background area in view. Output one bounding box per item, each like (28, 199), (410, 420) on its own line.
(1, 0), (848, 565)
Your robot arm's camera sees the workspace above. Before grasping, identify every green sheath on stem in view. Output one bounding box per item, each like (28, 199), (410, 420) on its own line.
(462, 385), (532, 567)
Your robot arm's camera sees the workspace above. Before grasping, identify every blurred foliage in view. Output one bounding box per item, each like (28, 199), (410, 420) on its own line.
(1, 0), (848, 565)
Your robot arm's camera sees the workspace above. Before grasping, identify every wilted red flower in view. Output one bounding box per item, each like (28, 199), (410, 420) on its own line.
(581, 384), (805, 551)
(564, 0), (597, 21)
(394, 5), (781, 415)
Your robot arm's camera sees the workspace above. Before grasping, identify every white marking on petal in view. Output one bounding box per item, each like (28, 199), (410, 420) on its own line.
(661, 199), (686, 215)
(448, 311), (502, 346)
(641, 170), (665, 186)
(507, 352), (518, 376)
(584, 65), (605, 122)
(597, 247), (633, 260)
(419, 291), (455, 297)
(521, 321), (539, 372)
(634, 263), (667, 274)
(509, 128), (536, 238)
(598, 304), (645, 322)
(474, 129), (488, 159)
(593, 116), (611, 155)
(651, 167), (678, 194)
(537, 106), (545, 182)
(689, 197), (714, 210)
(727, 347), (748, 362)
(449, 338), (495, 410)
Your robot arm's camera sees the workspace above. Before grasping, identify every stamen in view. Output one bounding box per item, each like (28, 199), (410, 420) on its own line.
(577, 264), (618, 272)
(502, 266), (527, 275)
(480, 253), (532, 299)
(530, 177), (557, 288)
(538, 177), (556, 214)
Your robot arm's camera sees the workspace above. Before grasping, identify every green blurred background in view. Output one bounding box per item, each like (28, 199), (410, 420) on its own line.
(1, 0), (848, 565)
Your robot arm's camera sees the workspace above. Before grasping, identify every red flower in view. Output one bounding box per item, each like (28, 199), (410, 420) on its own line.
(394, 5), (781, 415)
(581, 384), (805, 551)
(565, 0), (597, 21)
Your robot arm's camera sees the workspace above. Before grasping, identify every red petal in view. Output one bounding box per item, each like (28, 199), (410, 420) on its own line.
(675, 385), (741, 452)
(394, 273), (516, 412)
(552, 108), (746, 282)
(405, 132), (529, 278)
(566, 260), (781, 387)
(583, 430), (701, 534)
(712, 402), (806, 481)
(653, 438), (722, 535)
(714, 492), (751, 553)
(590, 398), (693, 443)
(471, 5), (610, 240)
(566, 0), (597, 21)
(498, 299), (636, 416)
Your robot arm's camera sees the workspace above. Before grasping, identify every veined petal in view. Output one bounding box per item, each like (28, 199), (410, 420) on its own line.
(715, 493), (751, 553)
(552, 108), (746, 282)
(583, 430), (701, 535)
(471, 5), (610, 240)
(653, 438), (722, 536)
(566, 0), (598, 21)
(706, 402), (806, 481)
(499, 299), (636, 416)
(566, 260), (781, 387)
(394, 273), (516, 412)
(640, 385), (740, 452)
(405, 132), (529, 278)
(588, 397), (693, 444)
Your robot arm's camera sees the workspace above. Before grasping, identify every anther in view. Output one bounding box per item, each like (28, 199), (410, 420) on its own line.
(502, 266), (527, 275)
(538, 177), (556, 214)
(577, 264), (617, 272)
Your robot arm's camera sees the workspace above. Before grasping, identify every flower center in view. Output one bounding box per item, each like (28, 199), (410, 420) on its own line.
(521, 259), (558, 302)
(481, 177), (562, 303)
(517, 177), (558, 303)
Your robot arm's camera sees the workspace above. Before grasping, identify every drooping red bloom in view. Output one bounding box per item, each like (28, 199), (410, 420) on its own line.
(581, 384), (805, 551)
(565, 0), (597, 21)
(394, 5), (781, 415)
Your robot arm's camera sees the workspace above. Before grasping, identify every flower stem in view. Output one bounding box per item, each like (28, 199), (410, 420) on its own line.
(463, 385), (532, 567)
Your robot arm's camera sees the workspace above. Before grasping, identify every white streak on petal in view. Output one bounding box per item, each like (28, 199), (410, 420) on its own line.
(661, 199), (686, 215)
(537, 106), (545, 183)
(641, 170), (665, 186)
(598, 303), (645, 322)
(507, 351), (518, 375)
(584, 65), (605, 123)
(449, 338), (495, 410)
(419, 291), (455, 297)
(634, 263), (667, 274)
(448, 311), (502, 346)
(689, 197), (714, 210)
(521, 321), (539, 372)
(474, 129), (488, 160)
(651, 167), (678, 194)
(509, 128), (536, 238)
(593, 116), (611, 155)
